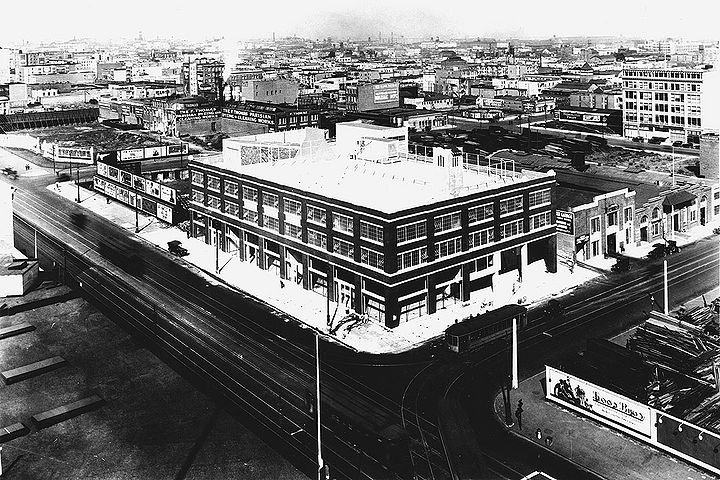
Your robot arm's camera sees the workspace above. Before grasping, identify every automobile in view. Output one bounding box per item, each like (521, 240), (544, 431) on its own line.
(543, 299), (565, 320)
(693, 144), (700, 150)
(648, 137), (665, 144)
(611, 257), (631, 272)
(648, 241), (681, 259)
(681, 143), (693, 149)
(672, 140), (683, 148)
(1, 167), (18, 179)
(666, 239), (680, 254)
(631, 136), (644, 143)
(648, 243), (667, 259)
(167, 240), (189, 257)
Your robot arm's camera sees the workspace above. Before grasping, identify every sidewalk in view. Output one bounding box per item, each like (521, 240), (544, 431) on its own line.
(495, 290), (720, 480)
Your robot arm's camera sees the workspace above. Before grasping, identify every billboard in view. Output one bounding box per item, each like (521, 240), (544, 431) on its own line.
(157, 203), (173, 223)
(132, 174), (146, 192)
(145, 179), (161, 198)
(556, 210), (574, 235)
(97, 162), (108, 177)
(160, 185), (176, 204)
(108, 165), (119, 181)
(93, 176), (106, 192)
(56, 146), (92, 161)
(120, 148), (144, 161)
(167, 144), (188, 156)
(546, 366), (652, 438)
(119, 170), (132, 186)
(144, 146), (167, 158)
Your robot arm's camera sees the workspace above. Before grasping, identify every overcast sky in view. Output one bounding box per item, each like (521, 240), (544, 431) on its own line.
(1, 0), (717, 44)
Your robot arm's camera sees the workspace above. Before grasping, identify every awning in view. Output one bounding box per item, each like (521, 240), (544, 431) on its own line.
(662, 190), (696, 212)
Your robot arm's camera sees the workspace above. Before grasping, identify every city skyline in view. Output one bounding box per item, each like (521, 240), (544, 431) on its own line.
(1, 0), (718, 45)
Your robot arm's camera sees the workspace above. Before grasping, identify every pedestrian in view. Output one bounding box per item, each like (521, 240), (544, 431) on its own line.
(515, 399), (524, 430)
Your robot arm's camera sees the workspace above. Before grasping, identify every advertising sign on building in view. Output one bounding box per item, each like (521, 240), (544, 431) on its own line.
(141, 197), (157, 214)
(133, 175), (145, 192)
(93, 177), (106, 192)
(108, 166), (119, 181)
(157, 203), (173, 223)
(167, 144), (187, 156)
(97, 162), (108, 177)
(373, 83), (399, 104)
(160, 185), (176, 205)
(120, 171), (132, 186)
(556, 210), (574, 235)
(120, 148), (144, 161)
(105, 182), (116, 198)
(222, 107), (274, 125)
(145, 179), (161, 198)
(546, 365), (652, 438)
(144, 146), (167, 158)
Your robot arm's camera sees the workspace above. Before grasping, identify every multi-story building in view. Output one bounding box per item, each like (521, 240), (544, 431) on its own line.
(346, 81), (400, 112)
(188, 122), (557, 328)
(184, 58), (225, 99)
(240, 79), (299, 104)
(622, 67), (714, 143)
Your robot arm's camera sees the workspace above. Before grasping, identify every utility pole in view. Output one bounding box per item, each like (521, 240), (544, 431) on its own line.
(75, 163), (81, 203)
(315, 333), (325, 480)
(512, 315), (519, 389)
(215, 227), (220, 273)
(135, 198), (140, 233)
(663, 259), (669, 315)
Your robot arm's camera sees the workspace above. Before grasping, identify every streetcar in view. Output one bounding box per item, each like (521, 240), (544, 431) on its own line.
(444, 304), (528, 354)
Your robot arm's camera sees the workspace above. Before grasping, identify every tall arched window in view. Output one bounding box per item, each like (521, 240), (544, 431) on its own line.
(652, 207), (660, 220)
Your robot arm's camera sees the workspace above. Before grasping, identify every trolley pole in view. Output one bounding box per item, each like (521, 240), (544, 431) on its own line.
(663, 259), (669, 315)
(512, 316), (519, 389)
(34, 228), (37, 259)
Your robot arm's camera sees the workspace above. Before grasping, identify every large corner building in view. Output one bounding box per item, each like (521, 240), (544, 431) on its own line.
(188, 122), (557, 328)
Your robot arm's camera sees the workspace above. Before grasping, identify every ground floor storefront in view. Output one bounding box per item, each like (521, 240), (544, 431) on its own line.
(191, 212), (556, 328)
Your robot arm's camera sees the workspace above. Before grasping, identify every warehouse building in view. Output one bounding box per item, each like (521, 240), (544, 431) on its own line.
(188, 122), (557, 328)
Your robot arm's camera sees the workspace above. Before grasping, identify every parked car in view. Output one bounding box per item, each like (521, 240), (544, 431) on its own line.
(648, 137), (665, 144)
(544, 299), (565, 320)
(611, 257), (631, 272)
(681, 143), (693, 149)
(631, 136), (644, 143)
(672, 140), (683, 147)
(1, 167), (18, 179)
(167, 240), (189, 257)
(648, 240), (681, 259)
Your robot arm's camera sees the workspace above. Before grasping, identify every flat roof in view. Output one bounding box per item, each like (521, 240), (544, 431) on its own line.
(200, 147), (551, 214)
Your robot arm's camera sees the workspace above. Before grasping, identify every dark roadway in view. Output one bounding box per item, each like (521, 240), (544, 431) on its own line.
(3, 155), (718, 480)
